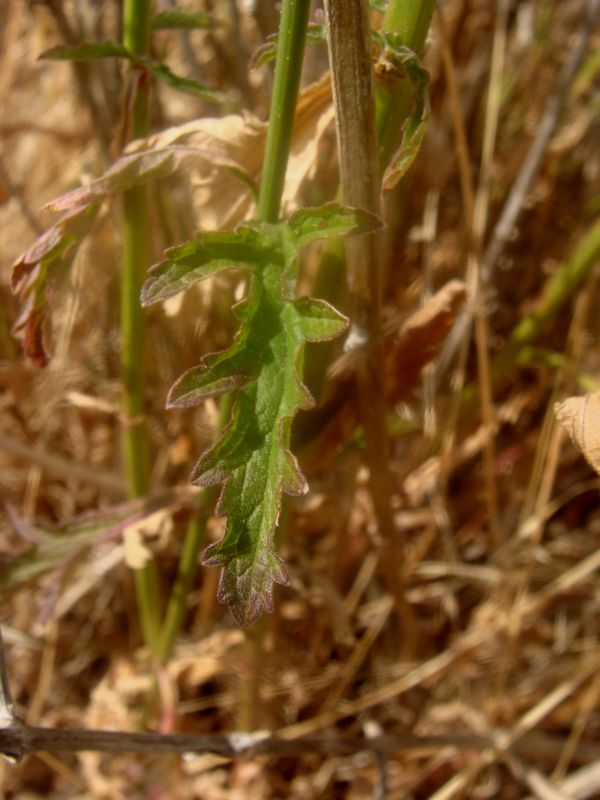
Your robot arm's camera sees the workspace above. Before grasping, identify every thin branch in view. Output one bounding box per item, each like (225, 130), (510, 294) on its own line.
(2, 628), (600, 767)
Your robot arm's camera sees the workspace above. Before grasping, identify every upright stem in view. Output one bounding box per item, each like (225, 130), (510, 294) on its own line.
(121, 0), (161, 654)
(257, 0), (311, 222)
(382, 0), (435, 55)
(324, 0), (413, 634)
(237, 0), (310, 729)
(156, 0), (311, 667)
(156, 505), (208, 663)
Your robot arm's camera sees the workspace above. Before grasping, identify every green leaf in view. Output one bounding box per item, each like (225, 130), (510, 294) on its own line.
(141, 228), (269, 306)
(40, 43), (223, 103)
(138, 56), (223, 103)
(198, 292), (346, 626)
(159, 204), (370, 625)
(251, 24), (326, 69)
(167, 283), (276, 408)
(379, 41), (430, 191)
(40, 41), (130, 61)
(152, 10), (215, 29)
(288, 202), (382, 251)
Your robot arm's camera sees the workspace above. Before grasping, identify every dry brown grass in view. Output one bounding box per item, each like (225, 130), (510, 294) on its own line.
(1, 0), (600, 797)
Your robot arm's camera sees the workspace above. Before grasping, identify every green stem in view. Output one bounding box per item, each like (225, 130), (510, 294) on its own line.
(382, 0), (435, 55)
(498, 216), (600, 377)
(234, 0), (310, 728)
(121, 0), (161, 655)
(257, 0), (311, 222)
(375, 0), (435, 167)
(156, 397), (231, 664)
(456, 217), (600, 421)
(156, 502), (208, 664)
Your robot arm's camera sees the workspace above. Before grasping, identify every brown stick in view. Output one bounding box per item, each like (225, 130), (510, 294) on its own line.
(322, 0), (409, 632)
(2, 630), (600, 766)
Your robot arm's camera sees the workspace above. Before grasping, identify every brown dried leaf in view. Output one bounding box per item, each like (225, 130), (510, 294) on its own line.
(300, 281), (467, 471)
(555, 391), (600, 475)
(329, 279), (467, 401)
(153, 72), (333, 230)
(385, 279), (467, 403)
(10, 74), (334, 364)
(122, 509), (174, 569)
(282, 72), (334, 213)
(46, 146), (246, 214)
(10, 203), (98, 366)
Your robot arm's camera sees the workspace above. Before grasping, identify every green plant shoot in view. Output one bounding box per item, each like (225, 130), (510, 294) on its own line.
(142, 203), (380, 625)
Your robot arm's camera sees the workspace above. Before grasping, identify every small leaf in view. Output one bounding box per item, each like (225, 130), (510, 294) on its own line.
(2, 495), (182, 587)
(292, 297), (348, 341)
(40, 43), (222, 103)
(297, 281), (467, 472)
(138, 56), (223, 103)
(377, 41), (430, 191)
(40, 41), (130, 61)
(152, 10), (215, 29)
(288, 202), (382, 252)
(251, 24), (326, 69)
(141, 229), (269, 306)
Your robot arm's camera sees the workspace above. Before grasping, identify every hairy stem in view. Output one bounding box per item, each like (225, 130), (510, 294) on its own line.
(121, 0), (161, 654)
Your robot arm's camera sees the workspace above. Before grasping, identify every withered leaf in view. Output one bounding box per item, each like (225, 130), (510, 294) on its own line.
(10, 204), (98, 366)
(555, 391), (600, 475)
(299, 280), (467, 471)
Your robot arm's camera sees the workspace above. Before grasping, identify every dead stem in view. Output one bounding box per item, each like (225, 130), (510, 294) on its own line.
(323, 0), (412, 636)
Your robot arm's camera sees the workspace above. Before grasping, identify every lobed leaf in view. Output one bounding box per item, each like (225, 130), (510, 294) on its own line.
(12, 124), (253, 365)
(197, 292), (347, 626)
(40, 43), (223, 103)
(141, 228), (270, 306)
(251, 24), (326, 70)
(288, 202), (382, 252)
(159, 204), (369, 625)
(48, 146), (243, 214)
